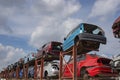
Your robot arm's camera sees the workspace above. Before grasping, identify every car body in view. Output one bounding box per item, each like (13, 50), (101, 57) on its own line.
(63, 54), (118, 79)
(112, 16), (120, 38)
(28, 66), (34, 78)
(111, 54), (120, 72)
(19, 69), (23, 78)
(37, 61), (59, 79)
(63, 23), (106, 54)
(24, 52), (36, 64)
(36, 41), (62, 59)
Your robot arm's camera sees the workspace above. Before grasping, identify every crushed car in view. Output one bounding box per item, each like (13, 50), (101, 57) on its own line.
(63, 53), (118, 79)
(63, 23), (106, 54)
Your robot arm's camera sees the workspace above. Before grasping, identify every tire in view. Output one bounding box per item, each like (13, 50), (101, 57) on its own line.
(44, 71), (49, 79)
(80, 68), (89, 80)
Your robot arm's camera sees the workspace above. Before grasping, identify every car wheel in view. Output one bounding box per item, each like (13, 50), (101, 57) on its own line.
(80, 68), (89, 80)
(44, 71), (49, 79)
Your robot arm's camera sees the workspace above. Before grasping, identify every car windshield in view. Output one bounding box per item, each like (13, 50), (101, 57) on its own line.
(52, 42), (62, 51)
(84, 24), (104, 36)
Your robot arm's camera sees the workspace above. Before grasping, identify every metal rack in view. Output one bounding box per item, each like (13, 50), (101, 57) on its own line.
(59, 45), (77, 80)
(34, 55), (59, 80)
(34, 57), (44, 80)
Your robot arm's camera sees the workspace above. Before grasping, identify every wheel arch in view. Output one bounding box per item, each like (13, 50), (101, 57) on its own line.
(74, 36), (79, 44)
(80, 67), (88, 76)
(44, 70), (48, 77)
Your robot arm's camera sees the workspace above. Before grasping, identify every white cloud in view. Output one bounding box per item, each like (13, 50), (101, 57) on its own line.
(62, 18), (82, 35)
(0, 0), (81, 37)
(30, 17), (82, 48)
(89, 0), (120, 18)
(29, 0), (82, 48)
(0, 43), (26, 71)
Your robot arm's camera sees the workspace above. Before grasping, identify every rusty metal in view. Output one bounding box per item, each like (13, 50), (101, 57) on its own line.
(23, 63), (29, 79)
(34, 57), (44, 80)
(59, 45), (77, 80)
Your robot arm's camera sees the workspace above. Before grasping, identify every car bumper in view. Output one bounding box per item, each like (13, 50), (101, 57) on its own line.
(87, 66), (118, 77)
(78, 33), (106, 44)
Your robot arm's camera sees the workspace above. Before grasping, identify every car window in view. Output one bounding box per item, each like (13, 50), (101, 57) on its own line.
(42, 44), (47, 48)
(52, 42), (62, 51)
(84, 24), (104, 36)
(52, 45), (61, 50)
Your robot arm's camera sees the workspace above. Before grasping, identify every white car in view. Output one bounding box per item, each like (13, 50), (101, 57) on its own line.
(111, 54), (120, 71)
(37, 61), (59, 79)
(24, 52), (36, 64)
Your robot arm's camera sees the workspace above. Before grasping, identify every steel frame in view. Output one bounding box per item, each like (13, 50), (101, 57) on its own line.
(23, 63), (29, 79)
(34, 57), (44, 80)
(59, 45), (77, 80)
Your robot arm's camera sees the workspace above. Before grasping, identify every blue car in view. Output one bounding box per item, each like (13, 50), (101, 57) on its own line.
(63, 23), (106, 54)
(19, 69), (23, 78)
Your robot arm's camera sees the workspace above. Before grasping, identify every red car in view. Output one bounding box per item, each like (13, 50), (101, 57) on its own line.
(112, 16), (120, 38)
(36, 41), (62, 59)
(63, 54), (118, 79)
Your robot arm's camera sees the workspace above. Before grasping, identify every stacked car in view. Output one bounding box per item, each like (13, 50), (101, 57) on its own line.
(35, 41), (62, 59)
(63, 54), (118, 79)
(63, 23), (106, 54)
(37, 61), (59, 79)
(112, 16), (120, 38)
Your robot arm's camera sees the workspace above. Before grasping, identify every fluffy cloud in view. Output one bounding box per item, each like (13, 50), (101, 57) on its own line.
(62, 18), (82, 35)
(0, 0), (81, 36)
(89, 0), (120, 18)
(30, 17), (82, 48)
(0, 43), (26, 71)
(29, 0), (82, 48)
(0, 0), (28, 35)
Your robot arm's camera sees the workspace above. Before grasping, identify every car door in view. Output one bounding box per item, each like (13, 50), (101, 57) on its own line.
(63, 24), (83, 51)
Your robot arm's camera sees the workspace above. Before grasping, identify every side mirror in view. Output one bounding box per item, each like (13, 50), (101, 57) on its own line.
(64, 37), (66, 40)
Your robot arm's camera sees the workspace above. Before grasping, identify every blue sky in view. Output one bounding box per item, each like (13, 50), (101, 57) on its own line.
(0, 0), (120, 71)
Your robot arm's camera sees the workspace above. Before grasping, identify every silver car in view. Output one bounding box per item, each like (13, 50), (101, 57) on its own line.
(37, 61), (59, 79)
(111, 54), (120, 71)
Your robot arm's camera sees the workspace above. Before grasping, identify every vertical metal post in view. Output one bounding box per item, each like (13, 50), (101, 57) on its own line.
(34, 60), (37, 79)
(16, 67), (18, 79)
(26, 64), (28, 80)
(40, 58), (44, 80)
(5, 70), (8, 80)
(73, 45), (77, 80)
(23, 64), (25, 78)
(59, 52), (63, 80)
